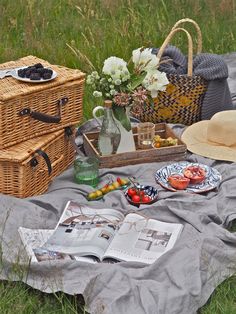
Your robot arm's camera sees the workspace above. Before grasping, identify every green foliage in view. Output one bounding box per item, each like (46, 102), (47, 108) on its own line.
(112, 104), (131, 131)
(0, 0), (236, 313)
(198, 274), (236, 314)
(0, 281), (87, 314)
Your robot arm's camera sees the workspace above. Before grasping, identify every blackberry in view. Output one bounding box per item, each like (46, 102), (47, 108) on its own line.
(42, 72), (52, 80)
(27, 66), (36, 71)
(34, 63), (44, 69)
(42, 68), (53, 75)
(36, 68), (45, 75)
(25, 69), (32, 78)
(18, 69), (26, 78)
(19, 64), (53, 80)
(30, 72), (41, 80)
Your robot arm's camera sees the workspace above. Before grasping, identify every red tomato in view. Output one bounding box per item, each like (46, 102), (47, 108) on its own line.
(127, 188), (137, 197)
(132, 195), (141, 203)
(142, 195), (152, 203)
(117, 177), (122, 185)
(139, 190), (145, 197)
(183, 166), (206, 184)
(168, 174), (190, 190)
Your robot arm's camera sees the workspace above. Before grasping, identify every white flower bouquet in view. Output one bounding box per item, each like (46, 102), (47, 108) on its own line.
(86, 47), (169, 131)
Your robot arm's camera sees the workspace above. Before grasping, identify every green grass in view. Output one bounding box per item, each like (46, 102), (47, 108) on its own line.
(0, 280), (87, 314)
(0, 0), (236, 313)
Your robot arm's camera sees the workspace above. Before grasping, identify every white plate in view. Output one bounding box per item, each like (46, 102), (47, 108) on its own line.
(155, 162), (222, 193)
(11, 66), (57, 83)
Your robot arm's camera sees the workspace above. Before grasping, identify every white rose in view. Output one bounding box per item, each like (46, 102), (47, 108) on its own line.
(132, 47), (160, 72)
(114, 79), (121, 85)
(110, 89), (117, 96)
(86, 75), (94, 85)
(93, 91), (103, 98)
(143, 69), (169, 98)
(102, 56), (130, 79)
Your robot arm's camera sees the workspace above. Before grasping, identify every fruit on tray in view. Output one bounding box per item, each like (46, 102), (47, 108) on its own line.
(183, 165), (206, 184)
(152, 135), (178, 148)
(168, 174), (190, 190)
(87, 177), (130, 200)
(126, 187), (152, 204)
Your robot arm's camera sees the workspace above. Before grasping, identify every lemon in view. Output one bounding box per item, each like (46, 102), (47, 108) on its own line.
(112, 181), (120, 189)
(120, 178), (128, 185)
(101, 187), (109, 194)
(95, 190), (103, 197)
(107, 185), (115, 191)
(88, 192), (97, 199)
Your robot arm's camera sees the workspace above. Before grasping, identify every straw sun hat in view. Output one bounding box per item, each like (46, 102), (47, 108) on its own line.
(181, 110), (236, 162)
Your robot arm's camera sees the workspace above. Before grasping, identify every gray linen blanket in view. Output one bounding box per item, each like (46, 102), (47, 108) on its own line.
(1, 124), (236, 314)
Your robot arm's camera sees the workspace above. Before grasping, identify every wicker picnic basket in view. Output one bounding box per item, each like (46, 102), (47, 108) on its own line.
(131, 19), (208, 125)
(0, 55), (85, 149)
(0, 127), (76, 198)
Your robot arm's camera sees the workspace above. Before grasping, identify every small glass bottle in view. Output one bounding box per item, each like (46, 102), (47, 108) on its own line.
(98, 100), (121, 156)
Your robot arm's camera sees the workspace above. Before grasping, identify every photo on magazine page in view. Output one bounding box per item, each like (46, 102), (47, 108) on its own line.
(103, 213), (183, 264)
(18, 227), (98, 264)
(42, 201), (124, 261)
(18, 227), (75, 263)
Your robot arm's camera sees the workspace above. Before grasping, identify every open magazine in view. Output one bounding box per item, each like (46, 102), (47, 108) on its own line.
(19, 200), (183, 265)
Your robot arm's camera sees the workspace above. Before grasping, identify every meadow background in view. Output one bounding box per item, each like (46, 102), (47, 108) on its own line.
(0, 0), (236, 313)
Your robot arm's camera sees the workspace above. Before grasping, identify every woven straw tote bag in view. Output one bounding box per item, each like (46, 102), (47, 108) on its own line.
(132, 19), (208, 125)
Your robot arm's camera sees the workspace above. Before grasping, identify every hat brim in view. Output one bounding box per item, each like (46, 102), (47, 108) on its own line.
(181, 121), (236, 162)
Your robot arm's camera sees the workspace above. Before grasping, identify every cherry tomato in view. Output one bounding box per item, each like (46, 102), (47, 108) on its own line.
(127, 188), (137, 197)
(168, 174), (190, 190)
(139, 190), (145, 197)
(132, 195), (141, 203)
(117, 177), (122, 185)
(142, 195), (152, 203)
(183, 166), (206, 184)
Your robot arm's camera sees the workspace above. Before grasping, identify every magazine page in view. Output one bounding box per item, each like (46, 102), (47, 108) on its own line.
(43, 201), (124, 261)
(18, 227), (74, 263)
(18, 227), (97, 263)
(103, 213), (183, 264)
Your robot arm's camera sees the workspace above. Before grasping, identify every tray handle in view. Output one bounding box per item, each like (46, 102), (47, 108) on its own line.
(19, 97), (68, 124)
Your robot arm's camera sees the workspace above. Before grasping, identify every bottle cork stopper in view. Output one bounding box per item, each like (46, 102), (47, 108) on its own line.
(104, 100), (112, 108)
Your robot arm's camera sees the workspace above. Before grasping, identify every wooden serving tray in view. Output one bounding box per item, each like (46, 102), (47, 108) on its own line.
(83, 123), (187, 168)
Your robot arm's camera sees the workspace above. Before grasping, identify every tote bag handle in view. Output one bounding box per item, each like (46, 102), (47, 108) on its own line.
(157, 27), (193, 76)
(171, 18), (202, 53)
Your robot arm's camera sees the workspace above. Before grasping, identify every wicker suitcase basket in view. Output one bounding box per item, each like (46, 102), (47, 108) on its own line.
(0, 127), (76, 198)
(0, 55), (85, 149)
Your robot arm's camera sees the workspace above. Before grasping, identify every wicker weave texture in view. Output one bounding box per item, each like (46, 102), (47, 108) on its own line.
(133, 74), (207, 125)
(0, 56), (85, 149)
(0, 128), (75, 198)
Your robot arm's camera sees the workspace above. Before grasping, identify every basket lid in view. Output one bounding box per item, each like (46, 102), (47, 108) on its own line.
(0, 55), (85, 101)
(0, 129), (65, 163)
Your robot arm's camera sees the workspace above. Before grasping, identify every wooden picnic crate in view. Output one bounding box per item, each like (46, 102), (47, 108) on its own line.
(83, 123), (187, 168)
(0, 55), (85, 149)
(0, 127), (76, 198)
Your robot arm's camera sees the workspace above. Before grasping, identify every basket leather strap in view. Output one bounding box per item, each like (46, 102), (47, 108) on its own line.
(19, 97), (69, 123)
(30, 149), (52, 175)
